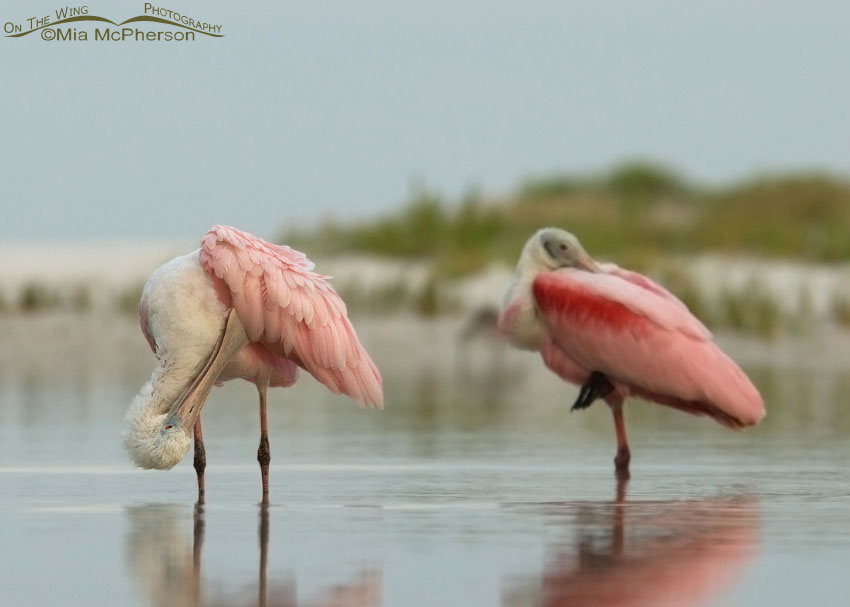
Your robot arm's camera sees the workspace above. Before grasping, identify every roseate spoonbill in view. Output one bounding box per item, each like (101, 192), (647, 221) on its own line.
(499, 228), (764, 475)
(124, 225), (382, 503)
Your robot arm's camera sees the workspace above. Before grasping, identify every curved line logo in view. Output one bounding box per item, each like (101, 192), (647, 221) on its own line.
(4, 3), (224, 42)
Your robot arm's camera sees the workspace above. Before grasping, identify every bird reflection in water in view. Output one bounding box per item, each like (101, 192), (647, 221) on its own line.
(503, 478), (760, 607)
(125, 505), (381, 607)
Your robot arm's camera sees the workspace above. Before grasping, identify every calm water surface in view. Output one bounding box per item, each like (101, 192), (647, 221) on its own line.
(1, 315), (848, 606)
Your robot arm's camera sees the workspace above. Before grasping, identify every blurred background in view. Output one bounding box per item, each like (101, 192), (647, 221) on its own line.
(1, 1), (849, 606)
(2, 1), (850, 333)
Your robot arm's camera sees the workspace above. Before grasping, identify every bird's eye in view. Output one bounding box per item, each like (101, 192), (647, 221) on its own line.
(543, 237), (571, 261)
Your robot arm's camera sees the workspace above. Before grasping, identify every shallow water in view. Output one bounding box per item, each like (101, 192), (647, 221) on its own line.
(1, 314), (849, 606)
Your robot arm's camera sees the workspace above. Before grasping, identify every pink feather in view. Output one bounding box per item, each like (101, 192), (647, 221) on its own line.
(199, 225), (383, 408)
(533, 268), (764, 428)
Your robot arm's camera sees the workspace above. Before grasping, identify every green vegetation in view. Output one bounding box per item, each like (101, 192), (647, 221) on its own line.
(332, 274), (456, 317)
(283, 161), (850, 276)
(19, 282), (61, 312)
(70, 284), (92, 312)
(830, 293), (850, 327)
(116, 282), (145, 316)
(334, 278), (413, 314)
(14, 282), (94, 313)
(715, 281), (783, 337)
(653, 268), (785, 337)
(6, 162), (850, 339)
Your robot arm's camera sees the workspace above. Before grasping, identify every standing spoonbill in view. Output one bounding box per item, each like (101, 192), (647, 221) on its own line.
(498, 228), (764, 476)
(124, 225), (382, 503)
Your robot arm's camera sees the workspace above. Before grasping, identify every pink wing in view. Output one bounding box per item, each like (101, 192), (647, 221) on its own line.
(533, 269), (764, 428)
(199, 225), (383, 408)
(599, 262), (709, 329)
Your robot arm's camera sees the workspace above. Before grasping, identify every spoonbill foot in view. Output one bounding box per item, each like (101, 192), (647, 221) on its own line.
(614, 445), (631, 475)
(571, 371), (614, 411)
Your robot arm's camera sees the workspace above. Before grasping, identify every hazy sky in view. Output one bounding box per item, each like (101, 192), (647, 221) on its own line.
(1, 0), (848, 241)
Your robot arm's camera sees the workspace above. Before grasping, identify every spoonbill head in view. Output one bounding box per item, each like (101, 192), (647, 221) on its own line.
(517, 227), (601, 274)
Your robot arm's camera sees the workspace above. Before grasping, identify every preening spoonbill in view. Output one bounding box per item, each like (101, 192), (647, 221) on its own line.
(124, 225), (382, 503)
(499, 228), (764, 475)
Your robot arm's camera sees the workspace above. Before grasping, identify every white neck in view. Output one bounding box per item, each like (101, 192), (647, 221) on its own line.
(499, 250), (550, 350)
(126, 362), (186, 425)
(123, 360), (195, 470)
(503, 237), (552, 305)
